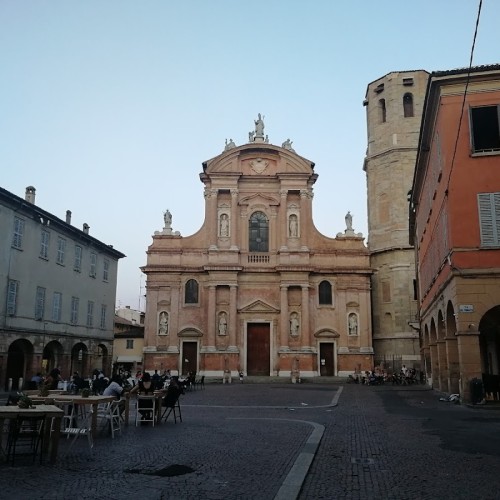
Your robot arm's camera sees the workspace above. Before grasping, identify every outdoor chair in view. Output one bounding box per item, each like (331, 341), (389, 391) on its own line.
(135, 395), (156, 427)
(6, 415), (45, 465)
(59, 407), (94, 458)
(96, 400), (122, 438)
(195, 375), (205, 390)
(52, 399), (78, 434)
(161, 389), (182, 424)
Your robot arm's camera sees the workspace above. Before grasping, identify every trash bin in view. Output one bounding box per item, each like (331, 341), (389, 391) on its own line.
(470, 377), (484, 404)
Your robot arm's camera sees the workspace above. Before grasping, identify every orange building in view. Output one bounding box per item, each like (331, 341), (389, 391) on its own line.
(410, 65), (500, 401)
(142, 119), (373, 379)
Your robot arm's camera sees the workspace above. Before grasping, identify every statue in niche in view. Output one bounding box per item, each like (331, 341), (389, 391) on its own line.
(289, 214), (298, 237)
(254, 113), (265, 137)
(159, 311), (169, 335)
(290, 313), (299, 336)
(218, 312), (228, 336)
(219, 213), (230, 237)
(164, 209), (172, 227)
(345, 211), (353, 231)
(348, 313), (358, 336)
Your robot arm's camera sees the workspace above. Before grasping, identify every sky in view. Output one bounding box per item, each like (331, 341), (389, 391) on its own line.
(1, 0), (498, 312)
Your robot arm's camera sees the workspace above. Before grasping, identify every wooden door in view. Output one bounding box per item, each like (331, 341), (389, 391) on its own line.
(182, 342), (198, 376)
(319, 343), (335, 376)
(247, 323), (270, 376)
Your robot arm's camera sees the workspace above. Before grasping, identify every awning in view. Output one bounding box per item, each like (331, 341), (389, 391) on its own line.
(116, 356), (142, 363)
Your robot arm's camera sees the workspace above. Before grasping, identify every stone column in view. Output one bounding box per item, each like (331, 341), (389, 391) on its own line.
(169, 283), (180, 349)
(436, 340), (449, 393)
(230, 189), (239, 250)
(457, 330), (482, 402)
(279, 190), (288, 251)
(280, 285), (289, 349)
(205, 188), (218, 249)
(429, 342), (439, 388)
(229, 285), (238, 349)
(300, 189), (312, 250)
(421, 345), (431, 383)
(301, 285), (310, 347)
(207, 285), (216, 348)
(446, 336), (460, 394)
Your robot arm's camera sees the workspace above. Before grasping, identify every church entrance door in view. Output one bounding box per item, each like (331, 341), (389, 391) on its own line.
(247, 323), (270, 376)
(319, 342), (335, 376)
(182, 341), (197, 376)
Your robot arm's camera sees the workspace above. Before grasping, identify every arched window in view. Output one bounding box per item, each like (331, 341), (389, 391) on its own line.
(185, 279), (199, 304)
(403, 93), (414, 117)
(249, 211), (269, 252)
(319, 280), (332, 305)
(379, 99), (386, 123)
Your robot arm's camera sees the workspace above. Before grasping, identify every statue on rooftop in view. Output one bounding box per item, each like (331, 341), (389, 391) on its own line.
(345, 211), (353, 231)
(224, 138), (236, 151)
(164, 209), (172, 228)
(254, 113), (265, 137)
(282, 138), (295, 152)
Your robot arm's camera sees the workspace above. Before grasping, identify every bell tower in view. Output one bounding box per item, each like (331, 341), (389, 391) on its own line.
(363, 70), (429, 370)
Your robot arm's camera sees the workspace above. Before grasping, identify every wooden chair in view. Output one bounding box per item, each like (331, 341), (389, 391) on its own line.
(6, 415), (45, 465)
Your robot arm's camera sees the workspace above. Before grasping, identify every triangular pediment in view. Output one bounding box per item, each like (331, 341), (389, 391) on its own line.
(239, 193), (279, 207)
(239, 300), (280, 314)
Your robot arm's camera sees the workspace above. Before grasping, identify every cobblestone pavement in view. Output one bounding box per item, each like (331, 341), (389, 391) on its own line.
(300, 384), (500, 500)
(1, 383), (500, 500)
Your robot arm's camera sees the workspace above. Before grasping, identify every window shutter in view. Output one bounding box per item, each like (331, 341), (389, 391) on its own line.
(478, 193), (500, 246)
(7, 280), (18, 315)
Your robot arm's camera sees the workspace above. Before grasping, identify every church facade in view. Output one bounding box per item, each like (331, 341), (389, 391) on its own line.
(141, 118), (373, 378)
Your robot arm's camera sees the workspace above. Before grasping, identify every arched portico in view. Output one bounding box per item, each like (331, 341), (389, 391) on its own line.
(479, 305), (500, 398)
(42, 340), (64, 375)
(71, 343), (90, 378)
(5, 339), (34, 390)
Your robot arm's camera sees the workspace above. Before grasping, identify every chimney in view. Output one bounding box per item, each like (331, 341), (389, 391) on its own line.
(66, 210), (72, 224)
(25, 186), (36, 204)
(83, 223), (90, 234)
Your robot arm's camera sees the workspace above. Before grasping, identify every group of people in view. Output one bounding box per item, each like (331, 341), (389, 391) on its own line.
(348, 365), (423, 386)
(27, 367), (187, 423)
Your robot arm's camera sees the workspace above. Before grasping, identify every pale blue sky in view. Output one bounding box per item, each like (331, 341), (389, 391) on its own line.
(1, 0), (498, 310)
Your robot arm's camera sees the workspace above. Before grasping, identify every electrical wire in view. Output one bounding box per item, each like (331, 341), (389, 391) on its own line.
(445, 0), (483, 194)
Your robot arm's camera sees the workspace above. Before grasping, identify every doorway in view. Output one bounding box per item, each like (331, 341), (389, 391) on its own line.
(182, 341), (198, 376)
(247, 323), (270, 376)
(319, 342), (335, 376)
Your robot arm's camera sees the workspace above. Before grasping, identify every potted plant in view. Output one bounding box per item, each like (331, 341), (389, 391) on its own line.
(80, 388), (91, 398)
(38, 384), (50, 397)
(17, 394), (34, 409)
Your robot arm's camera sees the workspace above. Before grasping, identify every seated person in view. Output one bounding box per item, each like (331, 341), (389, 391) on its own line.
(70, 371), (86, 393)
(103, 375), (127, 415)
(46, 368), (62, 390)
(162, 376), (183, 409)
(130, 372), (155, 421)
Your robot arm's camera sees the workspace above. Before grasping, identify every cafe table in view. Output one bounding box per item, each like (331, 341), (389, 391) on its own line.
(0, 404), (64, 464)
(30, 394), (116, 435)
